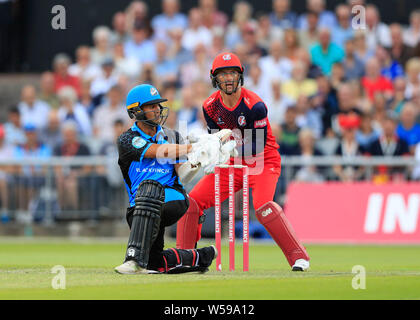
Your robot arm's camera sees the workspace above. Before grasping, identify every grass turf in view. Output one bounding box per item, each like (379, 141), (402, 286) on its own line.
(0, 238), (419, 300)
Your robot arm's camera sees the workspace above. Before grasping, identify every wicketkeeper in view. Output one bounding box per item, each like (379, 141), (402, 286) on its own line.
(114, 84), (233, 274)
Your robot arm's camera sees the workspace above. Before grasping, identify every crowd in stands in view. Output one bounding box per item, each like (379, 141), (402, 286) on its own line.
(2, 0), (420, 220)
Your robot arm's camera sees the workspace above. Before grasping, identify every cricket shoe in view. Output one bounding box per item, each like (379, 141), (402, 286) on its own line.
(292, 259), (310, 272)
(196, 245), (218, 273)
(114, 260), (158, 275)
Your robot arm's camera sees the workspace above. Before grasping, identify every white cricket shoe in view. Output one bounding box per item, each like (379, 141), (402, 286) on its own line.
(114, 260), (150, 275)
(292, 259), (310, 272)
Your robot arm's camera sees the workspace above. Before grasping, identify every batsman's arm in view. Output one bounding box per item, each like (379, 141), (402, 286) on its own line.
(144, 144), (193, 159)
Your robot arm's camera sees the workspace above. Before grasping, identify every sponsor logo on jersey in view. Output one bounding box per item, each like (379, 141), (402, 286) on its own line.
(238, 115), (246, 127)
(132, 136), (147, 149)
(254, 117), (267, 128)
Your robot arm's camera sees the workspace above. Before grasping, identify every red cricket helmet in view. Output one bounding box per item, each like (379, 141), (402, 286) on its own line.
(210, 53), (244, 92)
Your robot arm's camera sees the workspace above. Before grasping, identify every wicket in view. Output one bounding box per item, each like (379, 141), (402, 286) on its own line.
(214, 164), (249, 272)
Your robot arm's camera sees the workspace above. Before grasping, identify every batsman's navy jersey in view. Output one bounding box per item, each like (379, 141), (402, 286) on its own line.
(203, 88), (280, 164)
(117, 122), (186, 207)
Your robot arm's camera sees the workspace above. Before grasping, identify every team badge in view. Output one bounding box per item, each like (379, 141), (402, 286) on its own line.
(150, 87), (158, 96)
(132, 136), (147, 149)
(238, 115), (246, 127)
(222, 54), (232, 61)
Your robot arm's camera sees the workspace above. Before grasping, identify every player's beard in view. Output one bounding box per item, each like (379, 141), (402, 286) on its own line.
(219, 79), (240, 95)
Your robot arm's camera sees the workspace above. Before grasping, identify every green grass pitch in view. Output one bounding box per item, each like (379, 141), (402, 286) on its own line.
(0, 237), (419, 300)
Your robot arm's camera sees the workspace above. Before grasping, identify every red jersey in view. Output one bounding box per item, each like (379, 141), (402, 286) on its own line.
(202, 88), (280, 165)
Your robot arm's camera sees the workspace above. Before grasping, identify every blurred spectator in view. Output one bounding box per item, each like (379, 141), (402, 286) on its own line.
(199, 0), (228, 29)
(182, 8), (213, 51)
(93, 85), (128, 143)
(371, 93), (388, 131)
(295, 47), (323, 79)
(259, 40), (293, 85)
(79, 80), (96, 117)
(0, 125), (13, 222)
(365, 5), (392, 51)
(53, 53), (81, 97)
(210, 26), (229, 57)
(4, 106), (25, 147)
(125, 1), (149, 33)
(113, 41), (142, 80)
(244, 63), (271, 102)
(294, 128), (325, 183)
(256, 13), (282, 52)
(57, 86), (92, 137)
(177, 86), (200, 126)
(18, 85), (51, 131)
(361, 57), (394, 101)
(332, 5), (353, 48)
(241, 21), (267, 60)
(39, 110), (63, 150)
(152, 0), (188, 41)
(180, 43), (212, 87)
(90, 26), (113, 65)
(376, 45), (404, 81)
(90, 59), (119, 105)
(68, 46), (102, 82)
(110, 12), (129, 45)
(160, 82), (182, 113)
(226, 1), (253, 49)
(310, 28), (345, 76)
(396, 102), (420, 152)
(124, 19), (157, 63)
(404, 57), (420, 100)
(403, 9), (420, 47)
(190, 80), (211, 107)
(53, 122), (92, 210)
(187, 107), (208, 136)
(138, 63), (158, 85)
(167, 28), (193, 68)
(266, 81), (295, 128)
(330, 63), (346, 90)
(298, 11), (320, 52)
(333, 113), (366, 182)
(269, 0), (297, 29)
(389, 77), (408, 114)
(283, 29), (300, 61)
(356, 111), (381, 149)
(283, 61), (317, 101)
(154, 40), (178, 85)
(295, 94), (323, 139)
(278, 106), (300, 155)
(389, 23), (415, 68)
(297, 0), (337, 30)
(353, 31), (375, 65)
(39, 72), (60, 110)
(342, 39), (365, 81)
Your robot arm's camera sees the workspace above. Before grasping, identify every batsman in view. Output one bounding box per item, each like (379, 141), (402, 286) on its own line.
(176, 53), (311, 271)
(114, 84), (233, 274)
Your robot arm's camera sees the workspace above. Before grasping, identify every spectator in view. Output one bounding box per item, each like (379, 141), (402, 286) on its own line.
(404, 57), (420, 100)
(177, 86), (200, 126)
(53, 121), (92, 211)
(295, 47), (323, 79)
(167, 27), (193, 68)
(0, 125), (13, 222)
(244, 63), (271, 102)
(371, 93), (388, 131)
(269, 0), (297, 29)
(209, 26), (229, 57)
(361, 57), (394, 101)
(4, 106), (25, 147)
(151, 0), (188, 41)
(298, 11), (320, 52)
(330, 62), (346, 90)
(258, 40), (293, 85)
(39, 110), (63, 150)
(68, 46), (102, 82)
(180, 43), (211, 87)
(57, 86), (92, 138)
(396, 102), (420, 152)
(297, 0), (337, 30)
(310, 28), (345, 76)
(389, 77), (408, 114)
(124, 19), (157, 64)
(342, 39), (365, 81)
(376, 45), (404, 81)
(112, 41), (142, 81)
(353, 30), (375, 65)
(256, 13), (283, 52)
(18, 85), (51, 131)
(283, 28), (300, 61)
(295, 94), (323, 139)
(198, 0), (228, 29)
(333, 113), (366, 182)
(294, 128), (325, 183)
(93, 85), (128, 143)
(124, 1), (149, 33)
(388, 23), (415, 68)
(332, 4), (354, 48)
(241, 21), (267, 60)
(110, 11), (129, 45)
(39, 71), (60, 110)
(403, 9), (420, 47)
(90, 26), (113, 65)
(283, 61), (318, 101)
(53, 53), (81, 97)
(365, 4), (392, 51)
(356, 111), (381, 149)
(90, 58), (119, 105)
(225, 1), (254, 49)
(266, 81), (295, 129)
(278, 106), (301, 155)
(79, 80), (95, 117)
(154, 40), (178, 85)
(182, 7), (213, 51)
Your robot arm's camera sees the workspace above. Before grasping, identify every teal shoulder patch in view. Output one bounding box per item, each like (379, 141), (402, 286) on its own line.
(132, 136), (147, 149)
